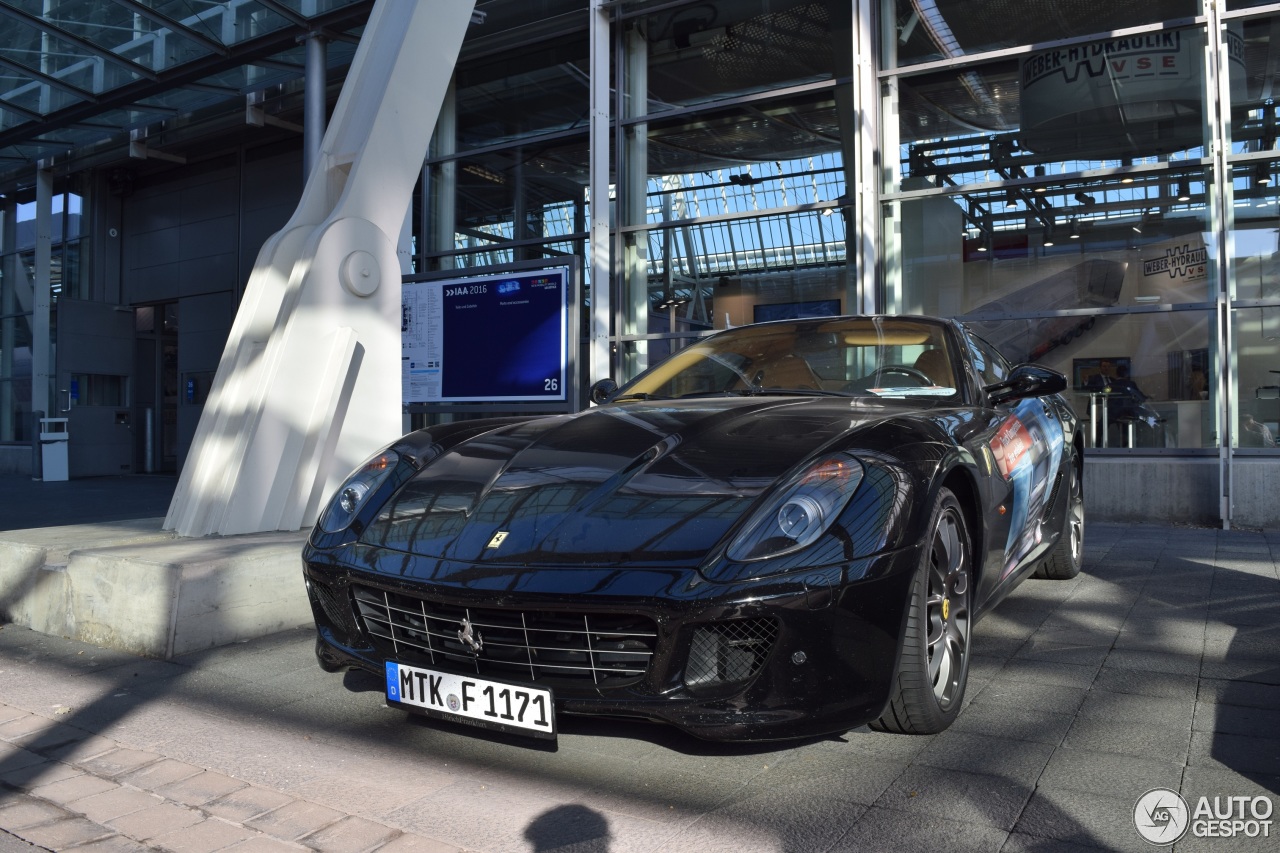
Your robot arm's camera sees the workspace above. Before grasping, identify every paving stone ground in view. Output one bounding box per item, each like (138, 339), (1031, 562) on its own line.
(0, 520), (1277, 852)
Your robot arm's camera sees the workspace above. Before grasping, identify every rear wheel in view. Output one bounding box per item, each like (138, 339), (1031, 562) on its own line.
(871, 487), (972, 735)
(1034, 449), (1083, 580)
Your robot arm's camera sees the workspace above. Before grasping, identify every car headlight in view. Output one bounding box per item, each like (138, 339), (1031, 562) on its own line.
(726, 453), (864, 562)
(317, 449), (399, 533)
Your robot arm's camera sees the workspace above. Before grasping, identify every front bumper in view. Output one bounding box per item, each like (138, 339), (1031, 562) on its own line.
(302, 543), (921, 741)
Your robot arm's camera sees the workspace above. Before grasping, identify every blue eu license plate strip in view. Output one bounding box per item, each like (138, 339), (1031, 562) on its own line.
(385, 661), (556, 739)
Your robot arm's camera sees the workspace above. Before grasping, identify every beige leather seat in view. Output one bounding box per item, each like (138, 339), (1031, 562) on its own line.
(756, 355), (821, 389)
(913, 348), (952, 386)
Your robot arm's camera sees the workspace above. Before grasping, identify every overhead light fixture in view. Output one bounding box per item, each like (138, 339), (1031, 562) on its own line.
(1069, 219), (1080, 239)
(1034, 164), (1047, 192)
(1074, 191), (1096, 207)
(1005, 190), (1019, 209)
(1043, 220), (1055, 247)
(1177, 179), (1191, 202)
(1255, 163), (1272, 187)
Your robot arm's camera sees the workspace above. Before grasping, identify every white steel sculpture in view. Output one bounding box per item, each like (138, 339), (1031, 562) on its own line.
(166, 0), (476, 537)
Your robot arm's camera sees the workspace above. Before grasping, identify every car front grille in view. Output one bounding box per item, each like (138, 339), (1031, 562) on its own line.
(351, 584), (658, 685)
(684, 618), (779, 689)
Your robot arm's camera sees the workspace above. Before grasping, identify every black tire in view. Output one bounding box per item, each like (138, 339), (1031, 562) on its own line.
(871, 487), (972, 735)
(1034, 449), (1084, 580)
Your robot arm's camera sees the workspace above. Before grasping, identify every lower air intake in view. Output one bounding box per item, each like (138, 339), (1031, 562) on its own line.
(685, 618), (779, 688)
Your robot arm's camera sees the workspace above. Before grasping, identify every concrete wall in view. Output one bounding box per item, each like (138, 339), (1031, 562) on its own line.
(1084, 456), (1221, 528)
(1228, 457), (1280, 530)
(120, 142), (303, 471)
(0, 444), (30, 475)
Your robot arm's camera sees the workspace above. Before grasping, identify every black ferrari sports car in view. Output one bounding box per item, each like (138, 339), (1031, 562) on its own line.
(303, 315), (1084, 742)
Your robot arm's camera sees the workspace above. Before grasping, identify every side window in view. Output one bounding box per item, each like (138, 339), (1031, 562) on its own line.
(965, 332), (1011, 387)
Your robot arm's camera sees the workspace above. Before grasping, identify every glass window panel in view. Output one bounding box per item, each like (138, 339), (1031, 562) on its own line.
(892, 28), (1211, 193)
(1229, 152), (1280, 297)
(1225, 14), (1280, 156)
(267, 0), (369, 15)
(884, 0), (1199, 68)
(37, 1), (216, 72)
(892, 172), (1215, 323)
(624, 211), (850, 346)
(0, 311), (33, 443)
(64, 193), (82, 240)
(976, 310), (1215, 450)
(454, 31), (589, 150)
(61, 240), (85, 300)
(1234, 306), (1280, 450)
(1227, 0), (1280, 11)
(0, 15), (143, 92)
(69, 373), (128, 407)
(641, 91), (846, 209)
(434, 143), (589, 262)
(0, 81), (55, 119)
(631, 0), (840, 116)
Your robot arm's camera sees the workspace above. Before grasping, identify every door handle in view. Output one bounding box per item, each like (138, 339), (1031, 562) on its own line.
(60, 389), (71, 413)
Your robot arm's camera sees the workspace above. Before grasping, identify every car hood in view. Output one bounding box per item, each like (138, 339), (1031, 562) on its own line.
(362, 397), (907, 566)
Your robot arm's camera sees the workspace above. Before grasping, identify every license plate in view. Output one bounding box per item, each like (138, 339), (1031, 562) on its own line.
(385, 661), (556, 739)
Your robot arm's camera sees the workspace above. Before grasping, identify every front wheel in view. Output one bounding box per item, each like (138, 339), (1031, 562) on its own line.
(871, 487), (972, 735)
(1034, 449), (1084, 580)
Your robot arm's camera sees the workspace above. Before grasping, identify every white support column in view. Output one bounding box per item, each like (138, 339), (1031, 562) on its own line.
(622, 24), (649, 379)
(588, 0), (612, 381)
(851, 0), (881, 314)
(165, 0), (475, 536)
(1206, 5), (1235, 530)
(31, 168), (52, 425)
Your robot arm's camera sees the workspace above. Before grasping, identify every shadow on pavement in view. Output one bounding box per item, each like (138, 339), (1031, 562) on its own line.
(0, 521), (1276, 852)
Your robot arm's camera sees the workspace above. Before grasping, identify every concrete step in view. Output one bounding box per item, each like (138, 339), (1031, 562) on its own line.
(0, 521), (312, 659)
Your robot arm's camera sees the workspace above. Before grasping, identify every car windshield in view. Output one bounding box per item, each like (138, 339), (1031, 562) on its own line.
(615, 317), (960, 401)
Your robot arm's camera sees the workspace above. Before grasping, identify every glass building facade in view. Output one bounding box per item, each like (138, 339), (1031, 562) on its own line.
(1, 0), (1277, 525)
(411, 0), (1280, 526)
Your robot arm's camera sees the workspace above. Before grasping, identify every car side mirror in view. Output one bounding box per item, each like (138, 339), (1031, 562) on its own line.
(589, 378), (619, 405)
(985, 364), (1066, 406)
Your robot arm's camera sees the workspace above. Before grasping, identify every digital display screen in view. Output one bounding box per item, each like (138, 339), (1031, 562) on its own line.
(753, 299), (841, 323)
(402, 267), (568, 403)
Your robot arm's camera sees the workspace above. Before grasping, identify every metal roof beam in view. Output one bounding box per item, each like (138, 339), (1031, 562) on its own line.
(0, 0), (374, 152)
(107, 0), (231, 58)
(0, 3), (157, 81)
(0, 99), (43, 120)
(0, 56), (98, 104)
(252, 0), (309, 28)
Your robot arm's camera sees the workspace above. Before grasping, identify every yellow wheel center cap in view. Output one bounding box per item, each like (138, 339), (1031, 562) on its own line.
(942, 598), (950, 620)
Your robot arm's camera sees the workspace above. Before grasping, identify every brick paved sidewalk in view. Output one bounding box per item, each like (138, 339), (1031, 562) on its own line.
(0, 701), (447, 852)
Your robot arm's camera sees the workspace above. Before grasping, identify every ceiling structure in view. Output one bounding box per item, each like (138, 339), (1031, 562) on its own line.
(0, 0), (373, 185)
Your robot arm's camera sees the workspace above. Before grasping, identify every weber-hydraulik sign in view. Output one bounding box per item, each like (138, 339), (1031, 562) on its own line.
(1020, 27), (1245, 157)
